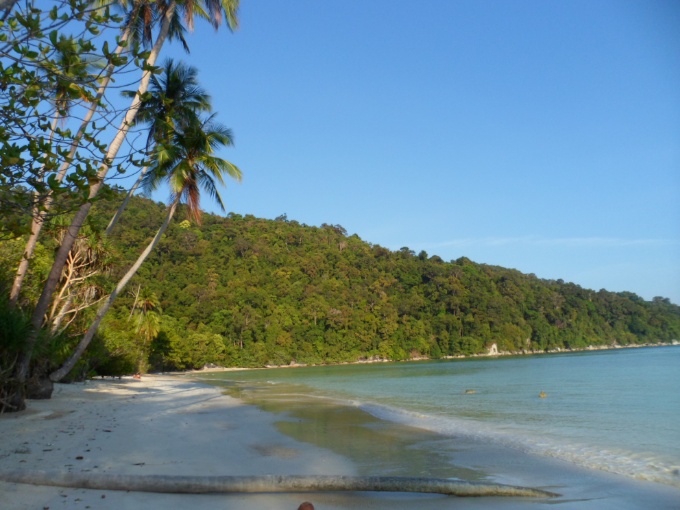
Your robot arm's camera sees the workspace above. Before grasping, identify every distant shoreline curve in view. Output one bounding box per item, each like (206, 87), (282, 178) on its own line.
(184, 340), (680, 375)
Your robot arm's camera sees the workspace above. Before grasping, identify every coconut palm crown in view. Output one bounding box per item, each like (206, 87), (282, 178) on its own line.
(145, 112), (241, 223)
(128, 58), (211, 150)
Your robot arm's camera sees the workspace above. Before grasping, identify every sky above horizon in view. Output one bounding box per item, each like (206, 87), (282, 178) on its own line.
(158, 0), (680, 304)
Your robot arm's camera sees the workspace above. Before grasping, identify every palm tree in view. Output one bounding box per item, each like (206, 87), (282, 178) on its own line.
(129, 288), (162, 373)
(106, 58), (211, 236)
(19, 0), (240, 398)
(50, 113), (241, 382)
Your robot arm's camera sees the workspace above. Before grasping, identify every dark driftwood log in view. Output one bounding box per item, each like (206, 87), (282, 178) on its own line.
(0, 471), (559, 498)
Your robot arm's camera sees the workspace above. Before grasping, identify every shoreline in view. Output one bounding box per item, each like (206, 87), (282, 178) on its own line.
(189, 340), (680, 373)
(1, 375), (679, 509)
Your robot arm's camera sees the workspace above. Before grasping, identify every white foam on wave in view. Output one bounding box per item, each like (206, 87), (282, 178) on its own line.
(357, 400), (680, 489)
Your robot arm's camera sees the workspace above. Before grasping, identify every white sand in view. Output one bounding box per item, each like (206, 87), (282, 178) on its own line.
(1, 375), (678, 510)
(0, 376), (357, 510)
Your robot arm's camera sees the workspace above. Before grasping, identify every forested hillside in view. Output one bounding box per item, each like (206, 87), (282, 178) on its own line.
(3, 191), (679, 377)
(48, 192), (675, 374)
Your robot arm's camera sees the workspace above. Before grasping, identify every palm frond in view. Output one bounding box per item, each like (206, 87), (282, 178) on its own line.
(177, 0), (239, 32)
(196, 170), (227, 212)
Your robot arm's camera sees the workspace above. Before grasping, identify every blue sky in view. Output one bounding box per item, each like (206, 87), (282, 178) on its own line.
(159, 0), (680, 303)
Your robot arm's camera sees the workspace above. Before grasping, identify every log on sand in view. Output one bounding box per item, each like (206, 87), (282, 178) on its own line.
(0, 471), (559, 498)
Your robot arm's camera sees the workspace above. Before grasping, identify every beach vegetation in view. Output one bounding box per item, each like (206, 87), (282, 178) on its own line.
(0, 294), (30, 410)
(0, 0), (240, 410)
(49, 110), (241, 382)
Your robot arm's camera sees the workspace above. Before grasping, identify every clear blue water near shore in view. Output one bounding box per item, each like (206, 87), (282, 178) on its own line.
(200, 345), (680, 488)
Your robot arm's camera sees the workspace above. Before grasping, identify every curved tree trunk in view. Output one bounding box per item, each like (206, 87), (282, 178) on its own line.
(19, 3), (177, 389)
(9, 111), (60, 307)
(50, 199), (179, 382)
(0, 472), (559, 498)
(105, 164), (149, 236)
(9, 212), (45, 307)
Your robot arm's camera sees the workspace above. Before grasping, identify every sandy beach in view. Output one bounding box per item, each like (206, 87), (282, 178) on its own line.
(1, 375), (678, 510)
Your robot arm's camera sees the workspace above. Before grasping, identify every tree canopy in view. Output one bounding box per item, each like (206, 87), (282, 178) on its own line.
(62, 191), (680, 374)
(0, 0), (241, 410)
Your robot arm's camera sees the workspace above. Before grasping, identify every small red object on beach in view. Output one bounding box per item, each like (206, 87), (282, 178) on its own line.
(298, 502), (314, 510)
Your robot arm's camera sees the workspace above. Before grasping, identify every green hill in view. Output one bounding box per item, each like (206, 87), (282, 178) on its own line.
(3, 191), (678, 377)
(76, 192), (679, 374)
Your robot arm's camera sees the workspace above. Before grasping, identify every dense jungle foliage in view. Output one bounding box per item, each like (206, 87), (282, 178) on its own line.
(2, 190), (679, 377)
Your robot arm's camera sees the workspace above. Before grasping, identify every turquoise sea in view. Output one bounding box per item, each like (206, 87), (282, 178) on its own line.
(198, 346), (680, 489)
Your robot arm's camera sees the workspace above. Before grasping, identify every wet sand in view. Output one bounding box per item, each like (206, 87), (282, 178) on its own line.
(0, 375), (678, 509)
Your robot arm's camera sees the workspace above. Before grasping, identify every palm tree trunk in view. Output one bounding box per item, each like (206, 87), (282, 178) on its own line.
(50, 198), (179, 382)
(8, 111), (61, 307)
(104, 164), (149, 236)
(9, 215), (44, 307)
(0, 472), (559, 498)
(19, 2), (177, 386)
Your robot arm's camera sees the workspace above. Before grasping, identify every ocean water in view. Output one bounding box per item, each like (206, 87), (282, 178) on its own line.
(198, 346), (680, 488)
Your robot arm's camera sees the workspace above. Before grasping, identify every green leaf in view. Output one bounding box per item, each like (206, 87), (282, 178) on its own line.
(46, 172), (60, 191)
